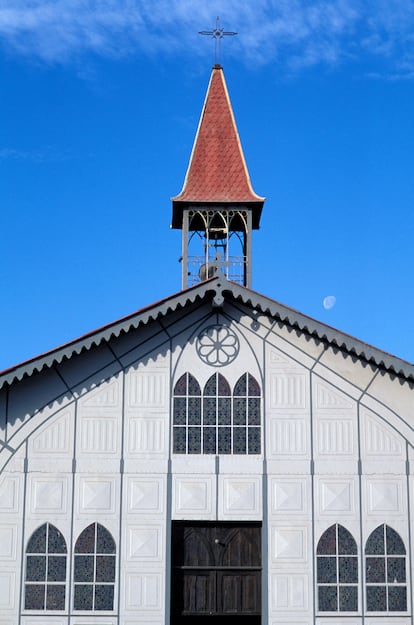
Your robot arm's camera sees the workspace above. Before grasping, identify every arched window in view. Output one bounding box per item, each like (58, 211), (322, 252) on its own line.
(173, 373), (202, 454)
(74, 523), (116, 611)
(203, 373), (231, 454)
(233, 373), (261, 454)
(317, 524), (358, 612)
(173, 372), (261, 454)
(365, 524), (407, 612)
(25, 523), (67, 610)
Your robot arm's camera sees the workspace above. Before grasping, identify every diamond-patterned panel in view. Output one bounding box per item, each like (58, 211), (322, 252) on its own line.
(221, 478), (260, 516)
(272, 527), (307, 561)
(79, 478), (115, 514)
(272, 479), (307, 514)
(30, 478), (67, 515)
(367, 480), (402, 513)
(173, 478), (213, 516)
(320, 480), (354, 514)
(127, 478), (164, 514)
(127, 526), (162, 561)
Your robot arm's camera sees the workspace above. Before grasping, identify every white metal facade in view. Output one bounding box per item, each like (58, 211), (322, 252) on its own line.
(1, 289), (414, 625)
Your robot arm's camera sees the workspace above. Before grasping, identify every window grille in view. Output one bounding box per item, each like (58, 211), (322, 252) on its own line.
(173, 372), (261, 454)
(24, 523), (67, 610)
(365, 524), (407, 612)
(317, 524), (358, 612)
(74, 523), (116, 611)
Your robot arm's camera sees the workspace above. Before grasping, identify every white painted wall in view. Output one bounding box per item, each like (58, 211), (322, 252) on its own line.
(0, 300), (413, 625)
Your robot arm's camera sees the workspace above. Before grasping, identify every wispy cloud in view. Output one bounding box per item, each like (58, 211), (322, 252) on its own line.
(0, 146), (76, 162)
(0, 0), (414, 74)
(0, 147), (46, 161)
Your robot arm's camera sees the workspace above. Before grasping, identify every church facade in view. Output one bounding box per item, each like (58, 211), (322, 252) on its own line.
(1, 65), (414, 625)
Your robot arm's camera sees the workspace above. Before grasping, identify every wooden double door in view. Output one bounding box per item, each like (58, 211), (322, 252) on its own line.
(171, 522), (261, 625)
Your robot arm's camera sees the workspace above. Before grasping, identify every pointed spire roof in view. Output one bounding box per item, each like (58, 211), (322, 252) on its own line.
(172, 65), (265, 228)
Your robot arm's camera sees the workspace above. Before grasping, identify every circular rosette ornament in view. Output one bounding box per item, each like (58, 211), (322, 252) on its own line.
(196, 325), (239, 367)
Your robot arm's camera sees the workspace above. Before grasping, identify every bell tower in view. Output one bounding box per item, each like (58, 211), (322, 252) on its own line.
(171, 64), (265, 289)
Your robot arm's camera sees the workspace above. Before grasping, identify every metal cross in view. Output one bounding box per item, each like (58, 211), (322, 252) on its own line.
(199, 17), (237, 65)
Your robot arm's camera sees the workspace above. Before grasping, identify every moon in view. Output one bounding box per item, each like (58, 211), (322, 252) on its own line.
(323, 295), (336, 310)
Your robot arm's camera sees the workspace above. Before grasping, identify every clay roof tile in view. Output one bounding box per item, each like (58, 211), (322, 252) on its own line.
(172, 65), (264, 228)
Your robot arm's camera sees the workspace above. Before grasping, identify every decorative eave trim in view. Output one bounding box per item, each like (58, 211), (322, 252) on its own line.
(222, 281), (414, 382)
(1, 276), (413, 389)
(0, 280), (218, 389)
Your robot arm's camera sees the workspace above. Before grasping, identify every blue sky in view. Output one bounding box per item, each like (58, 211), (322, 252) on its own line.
(1, 0), (414, 370)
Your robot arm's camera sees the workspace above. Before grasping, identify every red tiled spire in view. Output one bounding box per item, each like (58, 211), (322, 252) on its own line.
(172, 65), (264, 228)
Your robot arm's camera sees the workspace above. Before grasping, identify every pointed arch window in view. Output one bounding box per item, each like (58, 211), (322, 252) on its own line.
(233, 373), (261, 453)
(74, 523), (116, 611)
(173, 373), (202, 453)
(365, 524), (407, 612)
(24, 523), (67, 610)
(317, 524), (358, 612)
(173, 372), (261, 454)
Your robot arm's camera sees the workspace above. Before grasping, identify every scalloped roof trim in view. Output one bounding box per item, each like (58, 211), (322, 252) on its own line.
(0, 277), (413, 389)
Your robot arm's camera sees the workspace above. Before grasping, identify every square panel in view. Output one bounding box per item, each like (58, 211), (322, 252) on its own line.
(271, 478), (307, 515)
(318, 479), (355, 515)
(78, 477), (116, 514)
(220, 476), (261, 518)
(29, 476), (68, 515)
(269, 418), (308, 455)
(124, 572), (162, 611)
(127, 477), (164, 514)
(127, 416), (166, 454)
(316, 419), (355, 456)
(79, 417), (118, 455)
(126, 525), (163, 561)
(0, 525), (18, 559)
(272, 527), (308, 562)
(0, 475), (20, 512)
(269, 373), (308, 410)
(366, 479), (403, 514)
(173, 476), (214, 517)
(0, 571), (16, 610)
(271, 574), (309, 610)
(127, 371), (168, 408)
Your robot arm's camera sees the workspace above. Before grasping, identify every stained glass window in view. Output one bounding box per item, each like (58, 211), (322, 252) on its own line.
(317, 524), (358, 612)
(25, 523), (67, 610)
(233, 373), (261, 453)
(365, 524), (407, 612)
(74, 523), (116, 611)
(173, 372), (261, 454)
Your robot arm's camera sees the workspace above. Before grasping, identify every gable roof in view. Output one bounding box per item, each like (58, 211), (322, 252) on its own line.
(1, 276), (413, 389)
(171, 65), (265, 229)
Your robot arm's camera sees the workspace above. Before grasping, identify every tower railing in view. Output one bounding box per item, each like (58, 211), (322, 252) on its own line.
(187, 255), (247, 286)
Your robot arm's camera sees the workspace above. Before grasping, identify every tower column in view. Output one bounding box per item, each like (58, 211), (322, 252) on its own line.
(181, 211), (189, 289)
(245, 210), (253, 289)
